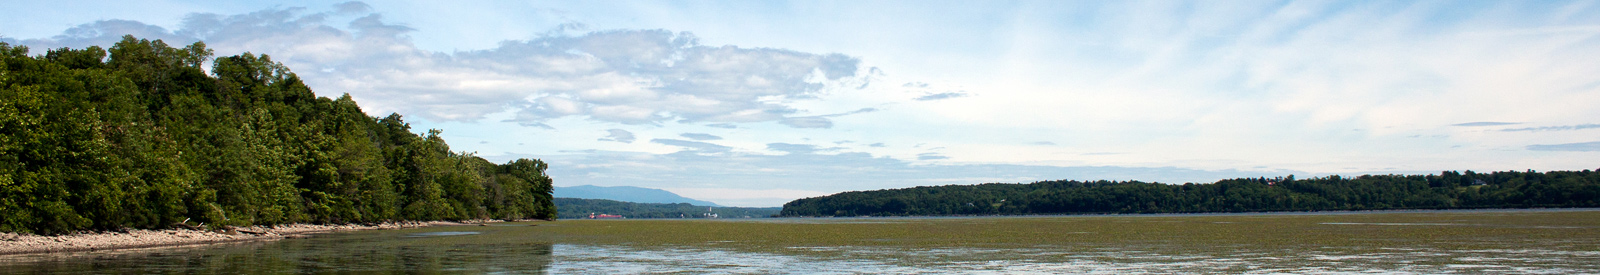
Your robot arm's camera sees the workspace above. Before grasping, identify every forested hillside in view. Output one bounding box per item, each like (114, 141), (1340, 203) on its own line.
(555, 198), (779, 219)
(0, 36), (554, 234)
(781, 170), (1600, 217)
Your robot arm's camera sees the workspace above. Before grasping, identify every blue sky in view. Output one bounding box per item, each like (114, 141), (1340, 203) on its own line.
(5, 1), (1599, 206)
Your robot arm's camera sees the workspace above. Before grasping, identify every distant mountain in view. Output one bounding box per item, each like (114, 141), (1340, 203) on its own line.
(554, 198), (779, 219)
(554, 185), (721, 206)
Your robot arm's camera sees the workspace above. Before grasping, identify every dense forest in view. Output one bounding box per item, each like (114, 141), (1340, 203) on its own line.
(781, 170), (1600, 217)
(0, 37), (555, 234)
(555, 198), (780, 219)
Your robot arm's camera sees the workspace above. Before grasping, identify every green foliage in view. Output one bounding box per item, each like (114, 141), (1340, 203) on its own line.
(0, 37), (555, 234)
(780, 170), (1600, 217)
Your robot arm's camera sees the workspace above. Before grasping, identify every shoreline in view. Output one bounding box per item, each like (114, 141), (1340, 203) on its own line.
(0, 220), (510, 256)
(772, 207), (1600, 219)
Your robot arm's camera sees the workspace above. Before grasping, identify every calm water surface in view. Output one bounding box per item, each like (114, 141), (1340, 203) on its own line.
(3, 209), (1598, 274)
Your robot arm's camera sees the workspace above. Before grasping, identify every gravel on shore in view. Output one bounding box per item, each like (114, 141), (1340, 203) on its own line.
(0, 220), (500, 256)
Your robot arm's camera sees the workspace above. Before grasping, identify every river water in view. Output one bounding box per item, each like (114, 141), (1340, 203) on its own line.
(3, 209), (1597, 274)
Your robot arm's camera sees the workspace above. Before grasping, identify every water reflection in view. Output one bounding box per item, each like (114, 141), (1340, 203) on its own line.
(3, 232), (1597, 274)
(0, 231), (552, 274)
(407, 231), (483, 237)
(547, 243), (1600, 274)
(4, 210), (1599, 274)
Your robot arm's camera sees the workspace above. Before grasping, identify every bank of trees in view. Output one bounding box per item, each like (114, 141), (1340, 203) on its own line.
(555, 198), (780, 219)
(0, 37), (554, 234)
(781, 170), (1600, 217)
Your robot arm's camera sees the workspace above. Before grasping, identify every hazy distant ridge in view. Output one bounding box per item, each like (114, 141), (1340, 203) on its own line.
(553, 198), (778, 219)
(555, 185), (721, 206)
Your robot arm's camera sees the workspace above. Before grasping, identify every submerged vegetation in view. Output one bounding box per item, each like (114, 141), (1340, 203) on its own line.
(554, 198), (780, 219)
(0, 37), (554, 234)
(782, 170), (1600, 217)
(526, 210), (1600, 252)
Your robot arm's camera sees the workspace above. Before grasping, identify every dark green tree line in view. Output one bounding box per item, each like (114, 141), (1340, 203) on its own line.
(1, 36), (555, 234)
(780, 170), (1600, 217)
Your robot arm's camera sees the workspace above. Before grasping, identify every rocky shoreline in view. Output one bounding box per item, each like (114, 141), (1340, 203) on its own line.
(0, 220), (499, 256)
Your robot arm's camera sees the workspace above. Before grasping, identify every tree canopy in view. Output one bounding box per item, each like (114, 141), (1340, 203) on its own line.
(1, 36), (555, 234)
(781, 170), (1600, 217)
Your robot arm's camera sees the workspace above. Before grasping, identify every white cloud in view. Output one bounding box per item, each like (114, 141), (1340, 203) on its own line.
(16, 3), (867, 129)
(17, 19), (187, 49)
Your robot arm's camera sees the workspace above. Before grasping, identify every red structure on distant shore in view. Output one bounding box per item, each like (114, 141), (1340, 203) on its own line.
(588, 213), (623, 219)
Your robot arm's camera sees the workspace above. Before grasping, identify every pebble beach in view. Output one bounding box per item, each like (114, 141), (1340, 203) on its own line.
(0, 221), (494, 256)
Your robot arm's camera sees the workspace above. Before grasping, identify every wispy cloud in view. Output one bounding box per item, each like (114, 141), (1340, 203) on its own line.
(1527, 141), (1600, 152)
(333, 1), (372, 14)
(1452, 122), (1521, 127)
(650, 138), (732, 153)
(767, 143), (823, 154)
(679, 133), (722, 141)
(598, 129), (636, 143)
(16, 19), (187, 48)
(914, 91), (969, 101)
(777, 108), (879, 129)
(778, 117), (834, 129)
(1502, 123), (1600, 132)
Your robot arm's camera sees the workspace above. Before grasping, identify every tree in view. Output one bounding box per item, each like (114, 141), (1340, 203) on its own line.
(1, 38), (558, 234)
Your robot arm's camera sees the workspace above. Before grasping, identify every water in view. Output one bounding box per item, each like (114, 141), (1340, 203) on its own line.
(2, 228), (553, 274)
(3, 209), (1598, 274)
(550, 244), (1599, 274)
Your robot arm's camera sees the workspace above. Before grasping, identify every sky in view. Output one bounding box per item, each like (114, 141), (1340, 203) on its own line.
(4, 1), (1599, 207)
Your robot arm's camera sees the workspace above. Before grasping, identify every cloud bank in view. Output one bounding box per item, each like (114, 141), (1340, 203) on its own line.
(14, 3), (864, 129)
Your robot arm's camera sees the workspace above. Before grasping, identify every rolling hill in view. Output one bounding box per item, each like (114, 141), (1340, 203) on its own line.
(554, 185), (721, 206)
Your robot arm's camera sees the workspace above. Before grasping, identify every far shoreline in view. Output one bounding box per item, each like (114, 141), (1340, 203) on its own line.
(766, 207), (1600, 219)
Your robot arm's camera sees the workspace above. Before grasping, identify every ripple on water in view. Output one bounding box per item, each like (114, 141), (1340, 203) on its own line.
(405, 231), (481, 237)
(541, 243), (1600, 274)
